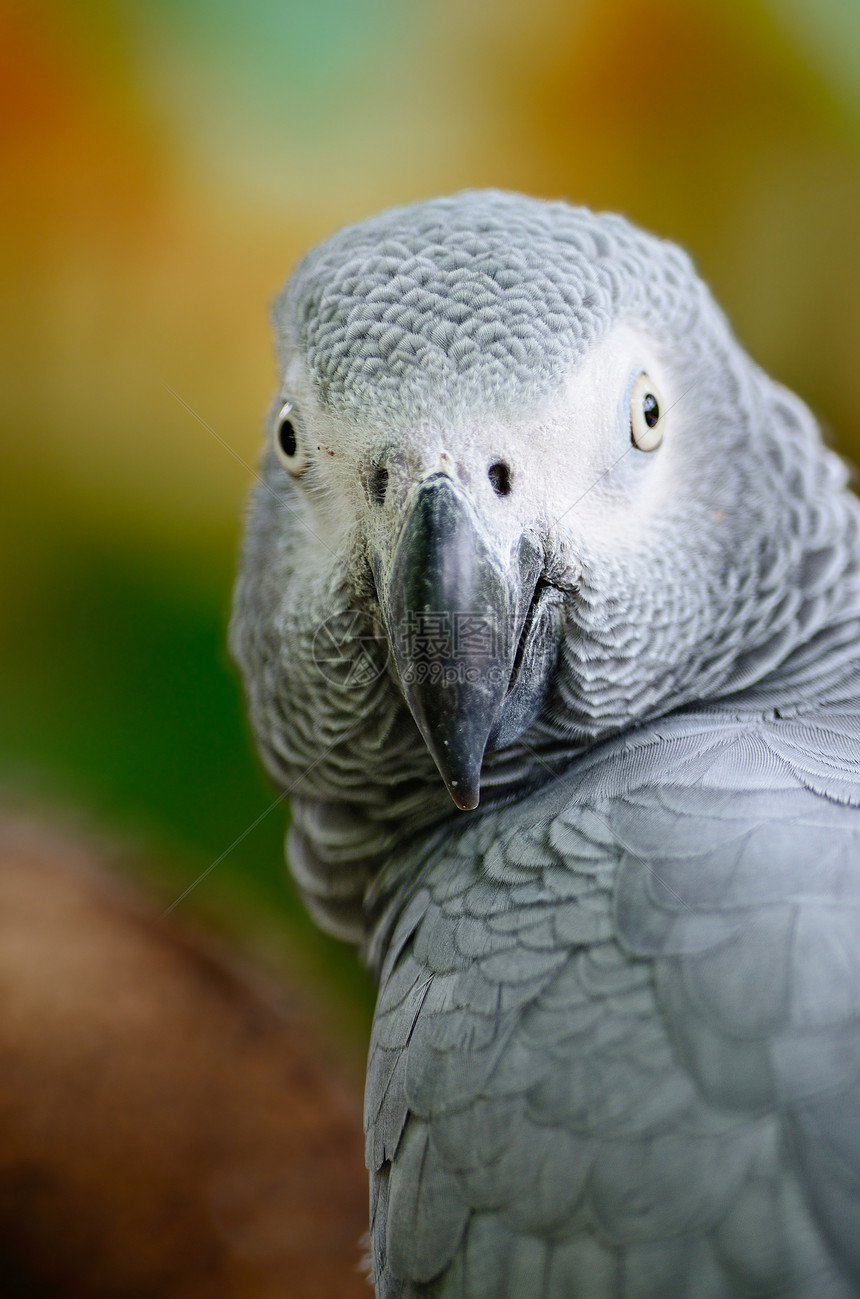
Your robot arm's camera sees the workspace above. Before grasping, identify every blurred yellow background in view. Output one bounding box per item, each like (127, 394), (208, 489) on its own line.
(2, 0), (859, 1027)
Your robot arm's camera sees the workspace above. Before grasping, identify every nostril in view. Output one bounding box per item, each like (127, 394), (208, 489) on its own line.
(368, 464), (389, 504)
(488, 461), (512, 497)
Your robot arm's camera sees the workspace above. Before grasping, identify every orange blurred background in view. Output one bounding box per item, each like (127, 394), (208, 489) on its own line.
(2, 0), (859, 1026)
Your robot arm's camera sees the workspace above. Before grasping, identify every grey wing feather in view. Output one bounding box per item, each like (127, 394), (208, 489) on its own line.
(367, 710), (860, 1296)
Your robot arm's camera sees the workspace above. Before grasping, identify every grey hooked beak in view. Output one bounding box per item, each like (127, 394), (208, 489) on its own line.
(374, 475), (557, 810)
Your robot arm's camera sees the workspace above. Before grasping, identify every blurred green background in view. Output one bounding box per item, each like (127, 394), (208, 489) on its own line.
(3, 0), (860, 1043)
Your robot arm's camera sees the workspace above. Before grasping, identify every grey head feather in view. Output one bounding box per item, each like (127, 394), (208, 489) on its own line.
(279, 190), (701, 422)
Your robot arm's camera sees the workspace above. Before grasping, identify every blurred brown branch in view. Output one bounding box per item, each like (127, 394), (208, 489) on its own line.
(0, 816), (370, 1298)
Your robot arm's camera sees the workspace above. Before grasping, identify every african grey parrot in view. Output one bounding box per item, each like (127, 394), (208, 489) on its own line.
(230, 191), (860, 1297)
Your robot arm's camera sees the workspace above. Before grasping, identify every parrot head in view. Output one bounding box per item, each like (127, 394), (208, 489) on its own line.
(231, 192), (843, 821)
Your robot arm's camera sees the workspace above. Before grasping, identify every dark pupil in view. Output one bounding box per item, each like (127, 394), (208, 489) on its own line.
(278, 418), (297, 458)
(642, 393), (659, 428)
(487, 461), (511, 496)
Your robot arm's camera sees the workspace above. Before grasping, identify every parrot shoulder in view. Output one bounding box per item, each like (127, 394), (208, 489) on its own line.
(367, 699), (860, 1295)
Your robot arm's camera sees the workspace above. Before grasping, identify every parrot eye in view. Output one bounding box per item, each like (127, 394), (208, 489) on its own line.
(273, 401), (308, 476)
(630, 373), (664, 452)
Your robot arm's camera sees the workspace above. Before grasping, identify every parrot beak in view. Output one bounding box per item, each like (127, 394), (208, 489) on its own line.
(374, 474), (554, 810)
